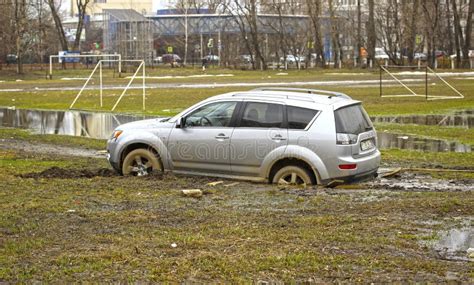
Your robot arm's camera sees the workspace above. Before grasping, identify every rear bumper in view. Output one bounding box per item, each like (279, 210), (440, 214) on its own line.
(321, 167), (378, 186)
(323, 149), (381, 185)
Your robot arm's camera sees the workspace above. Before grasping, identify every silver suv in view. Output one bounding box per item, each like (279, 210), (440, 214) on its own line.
(107, 88), (380, 186)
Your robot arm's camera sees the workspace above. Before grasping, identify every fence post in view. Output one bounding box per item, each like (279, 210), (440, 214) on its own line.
(100, 61), (103, 107)
(425, 66), (428, 100)
(379, 66), (382, 97)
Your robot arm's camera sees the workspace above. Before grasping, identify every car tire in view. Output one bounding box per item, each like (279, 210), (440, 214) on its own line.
(272, 165), (313, 186)
(122, 148), (162, 176)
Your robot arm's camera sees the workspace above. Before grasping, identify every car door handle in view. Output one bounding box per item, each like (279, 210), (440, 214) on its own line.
(215, 133), (229, 140)
(271, 134), (287, 141)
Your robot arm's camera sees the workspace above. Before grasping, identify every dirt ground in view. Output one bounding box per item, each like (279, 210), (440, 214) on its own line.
(1, 136), (473, 283)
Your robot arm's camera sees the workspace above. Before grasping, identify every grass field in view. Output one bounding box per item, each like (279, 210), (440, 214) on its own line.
(1, 68), (473, 282)
(0, 131), (473, 282)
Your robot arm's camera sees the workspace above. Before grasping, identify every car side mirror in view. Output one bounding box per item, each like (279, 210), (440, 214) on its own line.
(176, 117), (186, 128)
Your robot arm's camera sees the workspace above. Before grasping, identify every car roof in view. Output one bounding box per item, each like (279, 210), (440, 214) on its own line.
(206, 88), (359, 107)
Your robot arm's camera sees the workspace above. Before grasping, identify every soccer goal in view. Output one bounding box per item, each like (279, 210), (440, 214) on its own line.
(379, 65), (464, 100)
(49, 54), (122, 79)
(69, 59), (146, 111)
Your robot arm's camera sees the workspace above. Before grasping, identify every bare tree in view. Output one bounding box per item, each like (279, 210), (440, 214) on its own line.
(306, 0), (325, 67)
(46, 0), (91, 52)
(46, 0), (68, 52)
(223, 0), (266, 70)
(0, 2), (14, 69)
(451, 0), (463, 67)
(422, 0), (442, 67)
(72, 0), (91, 51)
(13, 0), (29, 74)
(366, 0), (376, 64)
(327, 0), (343, 68)
(463, 0), (473, 63)
(400, 0), (419, 65)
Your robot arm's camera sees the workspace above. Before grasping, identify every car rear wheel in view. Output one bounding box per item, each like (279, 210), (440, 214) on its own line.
(122, 148), (162, 176)
(272, 165), (313, 186)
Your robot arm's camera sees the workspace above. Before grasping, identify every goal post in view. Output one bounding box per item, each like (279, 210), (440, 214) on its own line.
(379, 65), (464, 101)
(69, 59), (146, 111)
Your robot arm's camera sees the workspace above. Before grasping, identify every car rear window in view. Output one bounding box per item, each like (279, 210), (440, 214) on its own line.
(335, 104), (373, 134)
(287, 106), (318, 129)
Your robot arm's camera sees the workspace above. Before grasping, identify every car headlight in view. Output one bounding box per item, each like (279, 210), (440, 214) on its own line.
(111, 130), (123, 140)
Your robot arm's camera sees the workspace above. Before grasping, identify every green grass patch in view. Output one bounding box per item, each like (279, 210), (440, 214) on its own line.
(375, 123), (474, 145)
(381, 149), (474, 169)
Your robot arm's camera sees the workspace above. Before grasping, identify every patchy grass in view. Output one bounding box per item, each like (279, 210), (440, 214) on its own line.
(381, 149), (474, 169)
(375, 123), (474, 145)
(0, 148), (473, 282)
(1, 68), (473, 280)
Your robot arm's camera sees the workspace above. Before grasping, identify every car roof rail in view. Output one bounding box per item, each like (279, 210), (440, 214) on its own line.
(251, 87), (351, 99)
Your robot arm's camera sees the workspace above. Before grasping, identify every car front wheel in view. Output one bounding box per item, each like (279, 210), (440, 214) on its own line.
(122, 148), (162, 176)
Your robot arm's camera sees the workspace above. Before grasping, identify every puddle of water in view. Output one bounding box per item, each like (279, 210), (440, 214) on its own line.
(377, 132), (472, 153)
(0, 108), (157, 140)
(434, 227), (474, 262)
(372, 111), (473, 129)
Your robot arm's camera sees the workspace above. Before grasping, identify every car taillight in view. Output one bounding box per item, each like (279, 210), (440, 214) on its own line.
(339, 164), (357, 170)
(336, 133), (358, 145)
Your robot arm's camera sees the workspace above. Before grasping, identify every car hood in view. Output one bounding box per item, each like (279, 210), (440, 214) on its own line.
(117, 118), (173, 130)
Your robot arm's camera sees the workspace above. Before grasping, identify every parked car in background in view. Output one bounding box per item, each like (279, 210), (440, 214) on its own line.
(6, 54), (17, 64)
(434, 50), (447, 58)
(238, 54), (252, 64)
(153, 56), (163, 63)
(450, 50), (474, 59)
(203, 54), (219, 63)
(280, 55), (306, 64)
(374, 48), (389, 60)
(414, 53), (427, 60)
(162, 54), (182, 66)
(107, 88), (380, 186)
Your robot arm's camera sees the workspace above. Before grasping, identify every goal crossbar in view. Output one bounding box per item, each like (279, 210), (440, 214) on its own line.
(49, 54), (122, 79)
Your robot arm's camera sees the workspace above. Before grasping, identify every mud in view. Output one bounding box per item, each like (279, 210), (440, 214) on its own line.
(20, 166), (117, 179)
(367, 171), (474, 192)
(0, 138), (105, 158)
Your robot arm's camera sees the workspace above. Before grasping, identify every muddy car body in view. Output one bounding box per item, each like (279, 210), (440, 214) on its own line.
(107, 88), (381, 185)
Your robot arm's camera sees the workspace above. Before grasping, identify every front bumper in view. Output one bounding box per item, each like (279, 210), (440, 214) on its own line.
(107, 138), (121, 173)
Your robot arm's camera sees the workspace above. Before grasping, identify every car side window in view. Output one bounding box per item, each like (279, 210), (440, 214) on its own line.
(287, 106), (318, 129)
(240, 102), (284, 128)
(184, 101), (237, 127)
